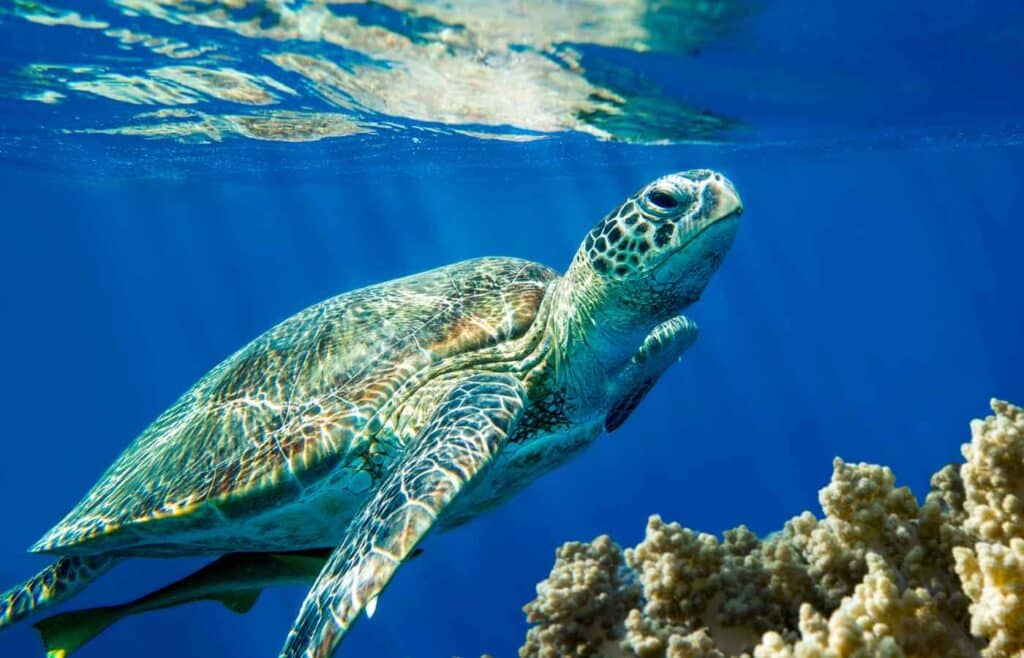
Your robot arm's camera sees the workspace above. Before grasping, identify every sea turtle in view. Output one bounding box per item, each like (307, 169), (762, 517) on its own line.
(0, 169), (743, 657)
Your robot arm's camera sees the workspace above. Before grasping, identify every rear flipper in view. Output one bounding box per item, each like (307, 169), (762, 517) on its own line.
(35, 605), (122, 658)
(34, 549), (337, 657)
(0, 555), (118, 631)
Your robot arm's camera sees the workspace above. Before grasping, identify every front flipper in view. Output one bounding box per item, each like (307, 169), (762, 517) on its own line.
(280, 373), (528, 658)
(605, 315), (698, 432)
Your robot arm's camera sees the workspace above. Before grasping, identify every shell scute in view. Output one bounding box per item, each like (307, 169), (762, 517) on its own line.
(34, 257), (557, 553)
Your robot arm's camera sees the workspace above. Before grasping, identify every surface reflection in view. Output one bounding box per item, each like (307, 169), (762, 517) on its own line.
(9, 0), (749, 143)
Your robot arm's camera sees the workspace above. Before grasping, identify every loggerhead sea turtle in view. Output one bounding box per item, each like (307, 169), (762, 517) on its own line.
(1, 169), (743, 657)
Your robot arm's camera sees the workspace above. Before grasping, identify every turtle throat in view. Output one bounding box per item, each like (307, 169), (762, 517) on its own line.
(547, 253), (663, 382)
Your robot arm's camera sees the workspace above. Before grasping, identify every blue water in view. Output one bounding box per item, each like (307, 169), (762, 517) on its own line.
(1, 1), (1023, 657)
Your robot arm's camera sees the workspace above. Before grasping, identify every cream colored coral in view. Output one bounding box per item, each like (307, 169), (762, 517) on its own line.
(625, 517), (724, 628)
(952, 397), (1024, 658)
(621, 609), (720, 658)
(753, 553), (973, 658)
(961, 400), (1024, 544)
(519, 399), (1024, 658)
(520, 535), (640, 658)
(779, 459), (922, 609)
(954, 539), (1024, 658)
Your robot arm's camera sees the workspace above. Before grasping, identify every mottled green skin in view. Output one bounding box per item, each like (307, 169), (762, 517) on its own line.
(34, 257), (558, 556)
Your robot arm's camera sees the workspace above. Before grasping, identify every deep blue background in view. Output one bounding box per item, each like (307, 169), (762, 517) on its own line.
(1, 1), (1023, 657)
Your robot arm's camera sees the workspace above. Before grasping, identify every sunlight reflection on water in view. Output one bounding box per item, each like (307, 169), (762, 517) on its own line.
(6, 0), (750, 143)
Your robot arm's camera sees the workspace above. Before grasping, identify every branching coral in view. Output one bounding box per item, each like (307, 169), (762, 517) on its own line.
(520, 399), (1024, 658)
(954, 400), (1024, 658)
(520, 535), (641, 658)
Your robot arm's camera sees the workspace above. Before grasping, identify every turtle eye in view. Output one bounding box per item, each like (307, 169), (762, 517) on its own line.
(646, 189), (679, 210)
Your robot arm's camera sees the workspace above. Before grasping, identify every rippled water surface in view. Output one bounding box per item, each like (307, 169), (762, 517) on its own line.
(3, 0), (751, 145)
(1, 2), (1023, 657)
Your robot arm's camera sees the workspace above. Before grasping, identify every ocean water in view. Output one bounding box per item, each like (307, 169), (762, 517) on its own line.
(1, 1), (1022, 657)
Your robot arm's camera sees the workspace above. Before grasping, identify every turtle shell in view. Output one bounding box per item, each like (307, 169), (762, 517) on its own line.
(33, 257), (557, 554)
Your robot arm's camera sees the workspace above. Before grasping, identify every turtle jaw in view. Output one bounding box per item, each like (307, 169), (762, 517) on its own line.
(646, 174), (742, 288)
(667, 173), (742, 260)
(645, 215), (739, 308)
(642, 184), (742, 312)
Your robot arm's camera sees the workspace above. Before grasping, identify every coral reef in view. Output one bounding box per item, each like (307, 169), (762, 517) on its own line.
(520, 399), (1024, 658)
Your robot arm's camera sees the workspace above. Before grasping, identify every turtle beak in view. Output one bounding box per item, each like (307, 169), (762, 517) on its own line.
(647, 171), (741, 290)
(707, 174), (743, 223)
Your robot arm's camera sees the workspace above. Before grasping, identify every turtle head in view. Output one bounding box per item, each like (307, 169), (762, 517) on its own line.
(571, 169), (742, 320)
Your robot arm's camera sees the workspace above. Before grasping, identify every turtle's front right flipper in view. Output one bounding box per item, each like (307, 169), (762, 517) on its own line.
(0, 554), (118, 631)
(280, 373), (528, 658)
(605, 315), (698, 432)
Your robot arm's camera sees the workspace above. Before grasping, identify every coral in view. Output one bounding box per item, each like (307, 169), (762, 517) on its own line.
(960, 400), (1024, 545)
(753, 554), (975, 658)
(954, 539), (1024, 658)
(519, 400), (1024, 658)
(520, 535), (641, 658)
(954, 400), (1024, 658)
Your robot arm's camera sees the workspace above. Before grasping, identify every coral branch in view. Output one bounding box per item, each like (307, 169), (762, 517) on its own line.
(519, 399), (1024, 658)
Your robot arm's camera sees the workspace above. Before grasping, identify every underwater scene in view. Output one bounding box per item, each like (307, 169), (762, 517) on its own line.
(1, 1), (1023, 657)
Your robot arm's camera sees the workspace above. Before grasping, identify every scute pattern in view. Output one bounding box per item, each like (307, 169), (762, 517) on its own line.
(583, 198), (661, 278)
(33, 257), (556, 553)
(581, 184), (693, 279)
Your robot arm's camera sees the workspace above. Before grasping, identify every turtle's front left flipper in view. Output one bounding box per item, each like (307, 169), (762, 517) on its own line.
(280, 373), (528, 658)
